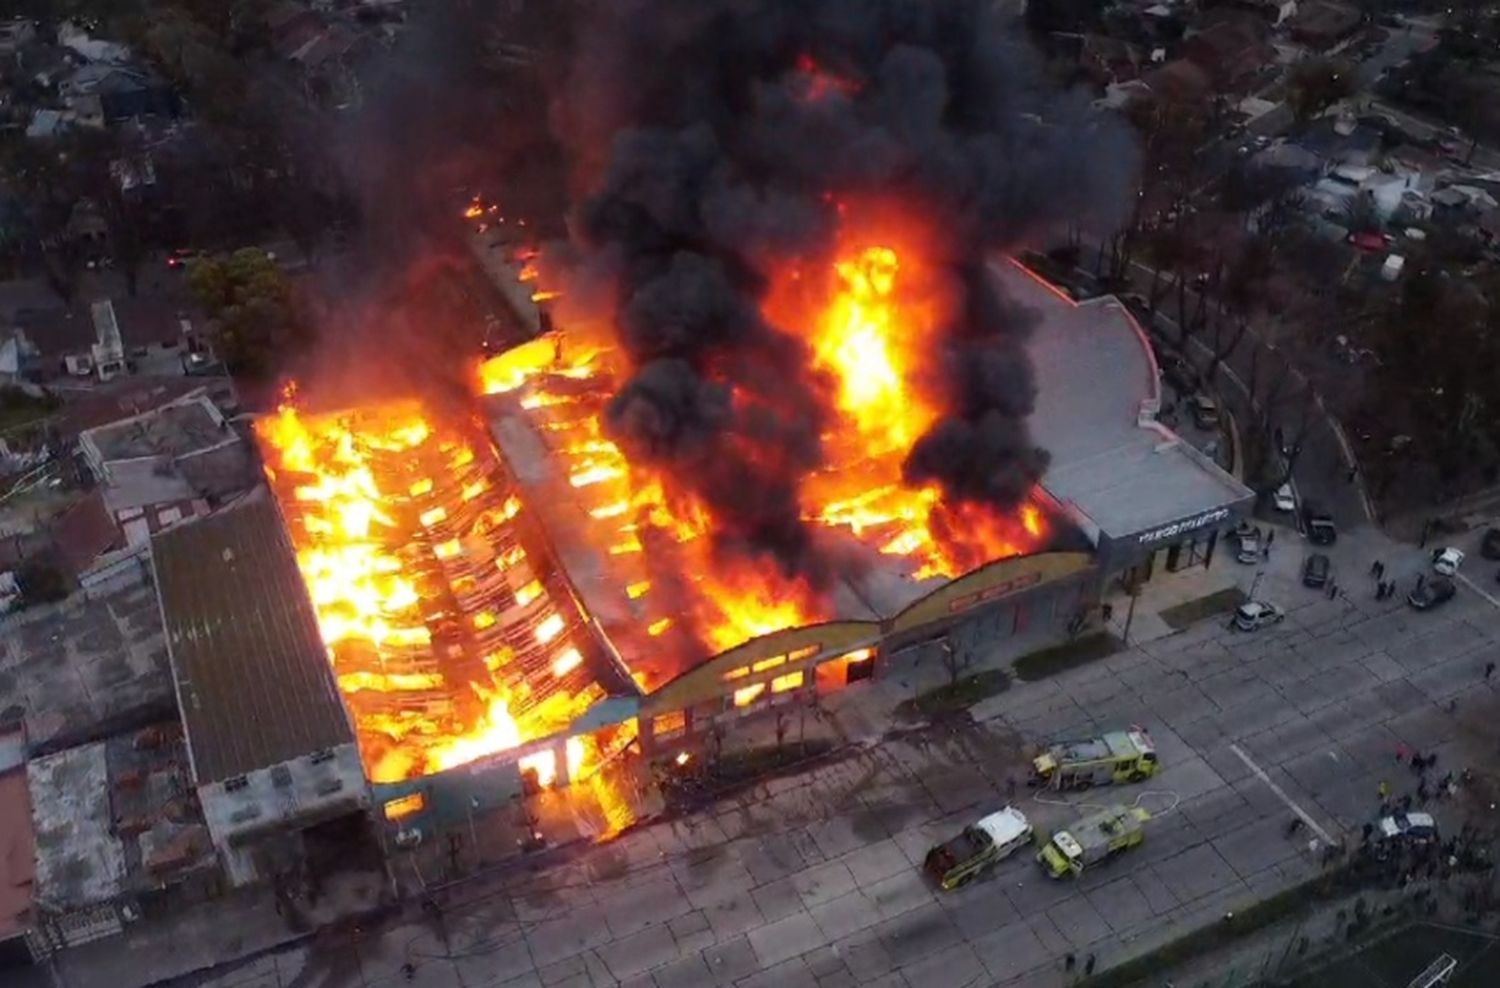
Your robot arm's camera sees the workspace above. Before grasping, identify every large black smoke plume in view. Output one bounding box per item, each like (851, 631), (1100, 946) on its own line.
(548, 1), (1134, 582)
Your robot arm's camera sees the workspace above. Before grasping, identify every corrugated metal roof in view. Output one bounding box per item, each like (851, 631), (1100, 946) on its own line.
(152, 493), (353, 784)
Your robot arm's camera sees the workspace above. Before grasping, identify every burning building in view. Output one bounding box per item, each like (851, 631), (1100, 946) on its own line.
(176, 1), (1252, 840)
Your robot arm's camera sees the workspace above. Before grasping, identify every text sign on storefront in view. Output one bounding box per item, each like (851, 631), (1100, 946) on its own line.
(947, 571), (1043, 614)
(1135, 507), (1230, 546)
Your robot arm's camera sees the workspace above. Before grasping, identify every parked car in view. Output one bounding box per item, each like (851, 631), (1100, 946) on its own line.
(1235, 532), (1261, 564)
(1233, 601), (1285, 631)
(1273, 484), (1296, 513)
(1433, 547), (1464, 576)
(1378, 811), (1438, 847)
(1302, 502), (1337, 545)
(1481, 528), (1500, 560)
(165, 247), (203, 269)
(1408, 578), (1456, 611)
(1190, 394), (1220, 429)
(1302, 553), (1331, 588)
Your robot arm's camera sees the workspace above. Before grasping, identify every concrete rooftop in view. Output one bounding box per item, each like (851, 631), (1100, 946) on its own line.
(1001, 262), (1253, 543)
(0, 562), (172, 753)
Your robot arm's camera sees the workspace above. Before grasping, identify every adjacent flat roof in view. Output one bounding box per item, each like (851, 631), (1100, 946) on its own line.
(153, 494), (354, 783)
(1002, 262), (1253, 543)
(26, 724), (213, 915)
(0, 562), (172, 753)
(27, 742), (123, 913)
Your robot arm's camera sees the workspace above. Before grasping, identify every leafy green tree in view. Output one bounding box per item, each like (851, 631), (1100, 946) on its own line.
(187, 248), (306, 380)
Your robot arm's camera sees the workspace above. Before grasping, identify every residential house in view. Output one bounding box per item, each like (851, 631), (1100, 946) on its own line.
(61, 64), (177, 126)
(1142, 58), (1214, 104)
(76, 390), (255, 544)
(0, 19), (36, 57)
(24, 109), (62, 140)
(1288, 1), (1362, 51)
(1182, 14), (1276, 92)
(1081, 34), (1144, 88)
(9, 296), (209, 381)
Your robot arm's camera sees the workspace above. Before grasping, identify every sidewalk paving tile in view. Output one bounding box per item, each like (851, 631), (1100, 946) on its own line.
(747, 912), (825, 969)
(705, 892), (767, 941)
(873, 901), (961, 968)
(972, 919), (1051, 982)
(698, 937), (760, 985)
(809, 889), (878, 942)
(749, 878), (803, 924)
(839, 839), (910, 888)
(863, 871), (933, 921)
(793, 860), (858, 909)
(596, 925), (679, 981)
(895, 939), (986, 988)
(1046, 893), (1113, 948)
(651, 952), (712, 988)
(1083, 875), (1153, 933)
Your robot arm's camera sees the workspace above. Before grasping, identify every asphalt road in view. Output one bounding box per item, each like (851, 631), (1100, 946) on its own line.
(164, 522), (1500, 988)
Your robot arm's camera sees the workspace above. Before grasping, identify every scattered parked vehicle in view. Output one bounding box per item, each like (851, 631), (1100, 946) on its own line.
(1234, 601), (1285, 631)
(1302, 502), (1337, 545)
(1273, 484), (1296, 513)
(924, 807), (1033, 890)
(1302, 553), (1331, 588)
(1481, 528), (1500, 560)
(1433, 547), (1465, 577)
(1378, 811), (1438, 847)
(1236, 531), (1261, 563)
(165, 248), (203, 269)
(1408, 578), (1456, 611)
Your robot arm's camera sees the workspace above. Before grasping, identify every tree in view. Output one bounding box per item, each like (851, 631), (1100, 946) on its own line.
(188, 248), (306, 380)
(1287, 58), (1355, 122)
(939, 638), (972, 687)
(17, 556), (70, 608)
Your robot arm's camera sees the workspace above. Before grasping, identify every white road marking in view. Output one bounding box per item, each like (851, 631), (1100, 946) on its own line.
(1456, 572), (1500, 610)
(1229, 743), (1335, 844)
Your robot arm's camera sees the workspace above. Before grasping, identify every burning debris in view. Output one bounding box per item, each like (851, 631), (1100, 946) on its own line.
(541, 0), (1133, 584)
(254, 396), (622, 785)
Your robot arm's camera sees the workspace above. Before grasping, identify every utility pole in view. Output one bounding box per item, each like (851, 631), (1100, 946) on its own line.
(1122, 575), (1141, 644)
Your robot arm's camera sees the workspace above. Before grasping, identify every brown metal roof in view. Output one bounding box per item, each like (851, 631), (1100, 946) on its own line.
(152, 493), (353, 784)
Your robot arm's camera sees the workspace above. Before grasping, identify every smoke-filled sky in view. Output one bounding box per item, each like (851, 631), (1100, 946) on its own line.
(546, 0), (1138, 582)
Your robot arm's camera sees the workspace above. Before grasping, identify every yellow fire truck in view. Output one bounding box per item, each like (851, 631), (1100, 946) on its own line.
(1037, 804), (1150, 879)
(1030, 727), (1158, 790)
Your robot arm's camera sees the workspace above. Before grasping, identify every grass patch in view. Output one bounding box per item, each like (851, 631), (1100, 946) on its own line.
(1158, 586), (1248, 631)
(1012, 632), (1121, 683)
(894, 669), (1012, 721)
(0, 387), (59, 433)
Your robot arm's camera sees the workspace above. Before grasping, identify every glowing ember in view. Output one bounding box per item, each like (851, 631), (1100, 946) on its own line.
(255, 399), (605, 785)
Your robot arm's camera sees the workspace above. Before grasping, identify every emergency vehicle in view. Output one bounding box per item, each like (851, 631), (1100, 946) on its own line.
(923, 806), (1033, 890)
(1037, 804), (1150, 879)
(1030, 728), (1159, 790)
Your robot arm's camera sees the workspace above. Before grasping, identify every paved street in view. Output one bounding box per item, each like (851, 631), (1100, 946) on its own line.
(163, 518), (1500, 988)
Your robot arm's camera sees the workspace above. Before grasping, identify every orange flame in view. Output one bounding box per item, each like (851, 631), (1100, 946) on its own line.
(255, 400), (603, 785)
(475, 209), (1049, 662)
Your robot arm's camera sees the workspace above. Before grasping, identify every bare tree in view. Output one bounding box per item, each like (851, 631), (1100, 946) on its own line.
(940, 639), (971, 687)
